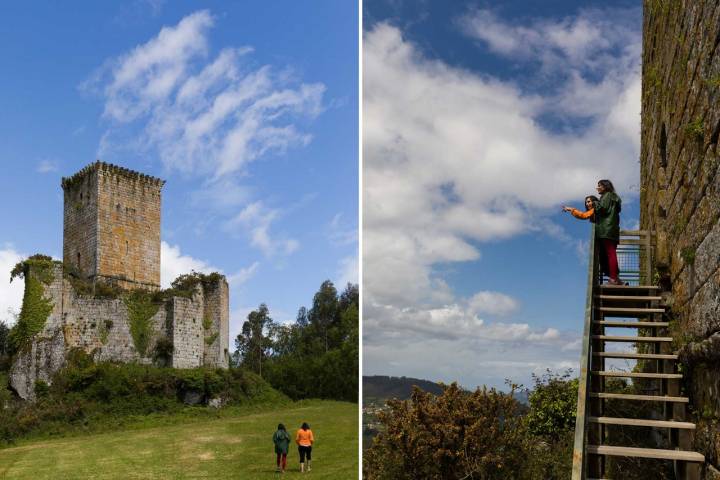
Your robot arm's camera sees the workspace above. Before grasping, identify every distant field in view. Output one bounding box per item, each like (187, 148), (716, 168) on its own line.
(0, 400), (358, 479)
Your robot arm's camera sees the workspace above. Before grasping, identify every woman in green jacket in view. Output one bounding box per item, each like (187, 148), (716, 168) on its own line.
(273, 423), (291, 473)
(593, 179), (622, 285)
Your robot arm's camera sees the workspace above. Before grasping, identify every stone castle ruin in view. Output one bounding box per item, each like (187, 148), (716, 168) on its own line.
(10, 162), (229, 400)
(641, 1), (720, 477)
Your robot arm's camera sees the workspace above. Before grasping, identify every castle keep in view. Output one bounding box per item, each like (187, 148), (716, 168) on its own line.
(641, 1), (720, 477)
(62, 162), (163, 290)
(10, 162), (230, 400)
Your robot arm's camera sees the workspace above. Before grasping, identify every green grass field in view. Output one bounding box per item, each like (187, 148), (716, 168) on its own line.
(0, 400), (358, 479)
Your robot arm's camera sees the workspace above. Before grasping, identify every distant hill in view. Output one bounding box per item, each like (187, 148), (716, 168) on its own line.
(363, 375), (530, 405)
(363, 375), (445, 401)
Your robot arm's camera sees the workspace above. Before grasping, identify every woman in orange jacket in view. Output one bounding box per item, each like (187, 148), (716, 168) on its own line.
(562, 195), (598, 221)
(296, 422), (314, 473)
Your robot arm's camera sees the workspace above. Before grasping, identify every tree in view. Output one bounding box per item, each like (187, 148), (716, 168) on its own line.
(296, 306), (309, 328)
(232, 280), (359, 403)
(308, 280), (338, 352)
(0, 320), (9, 372)
(234, 304), (274, 377)
(525, 369), (578, 439)
(0, 320), (9, 357)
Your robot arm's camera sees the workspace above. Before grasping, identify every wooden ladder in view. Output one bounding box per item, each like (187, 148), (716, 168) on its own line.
(571, 229), (704, 479)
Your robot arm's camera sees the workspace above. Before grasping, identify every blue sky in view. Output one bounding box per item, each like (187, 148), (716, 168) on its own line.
(363, 0), (641, 389)
(0, 1), (358, 343)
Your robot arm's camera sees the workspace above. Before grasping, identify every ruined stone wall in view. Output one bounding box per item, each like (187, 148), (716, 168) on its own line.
(641, 1), (720, 476)
(170, 294), (205, 369)
(202, 278), (230, 368)
(62, 170), (98, 279)
(10, 264), (229, 400)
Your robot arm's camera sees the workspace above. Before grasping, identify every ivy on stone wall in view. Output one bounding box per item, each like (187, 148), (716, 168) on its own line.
(98, 319), (113, 345)
(123, 291), (160, 357)
(9, 275), (54, 351)
(205, 332), (219, 346)
(10, 254), (58, 285)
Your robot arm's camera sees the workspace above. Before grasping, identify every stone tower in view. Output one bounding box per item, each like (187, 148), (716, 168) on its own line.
(61, 161), (164, 290)
(641, 1), (720, 476)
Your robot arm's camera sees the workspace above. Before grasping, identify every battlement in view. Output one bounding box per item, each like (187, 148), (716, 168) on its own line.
(61, 161), (165, 190)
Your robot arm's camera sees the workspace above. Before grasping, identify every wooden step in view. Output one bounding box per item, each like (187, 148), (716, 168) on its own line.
(595, 295), (663, 302)
(595, 320), (669, 328)
(592, 335), (673, 342)
(590, 392), (688, 403)
(599, 307), (665, 316)
(588, 417), (695, 429)
(592, 371), (682, 379)
(587, 445), (704, 462)
(594, 352), (678, 360)
(599, 285), (660, 291)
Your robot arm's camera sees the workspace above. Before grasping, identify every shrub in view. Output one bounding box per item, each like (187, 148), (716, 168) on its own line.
(0, 358), (287, 445)
(364, 383), (528, 480)
(34, 380), (50, 398)
(525, 370), (578, 439)
(153, 337), (174, 367)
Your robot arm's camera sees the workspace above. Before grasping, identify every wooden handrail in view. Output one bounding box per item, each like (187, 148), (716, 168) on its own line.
(571, 224), (598, 479)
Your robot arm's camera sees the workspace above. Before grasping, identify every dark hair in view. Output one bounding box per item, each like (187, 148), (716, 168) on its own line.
(301, 422), (309, 430)
(278, 423), (286, 431)
(585, 195), (599, 204)
(597, 179), (615, 193)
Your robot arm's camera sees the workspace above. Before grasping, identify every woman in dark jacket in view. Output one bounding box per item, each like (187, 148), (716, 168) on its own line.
(273, 423), (291, 473)
(593, 179), (622, 285)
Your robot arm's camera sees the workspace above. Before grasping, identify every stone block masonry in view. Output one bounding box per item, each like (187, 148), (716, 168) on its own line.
(641, 0), (720, 475)
(62, 161), (164, 290)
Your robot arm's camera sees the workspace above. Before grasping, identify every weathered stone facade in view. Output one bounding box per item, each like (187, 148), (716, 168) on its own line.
(641, 1), (720, 475)
(11, 162), (230, 400)
(62, 162), (163, 290)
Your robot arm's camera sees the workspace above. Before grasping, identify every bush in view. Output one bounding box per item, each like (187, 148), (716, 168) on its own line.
(0, 358), (287, 446)
(34, 380), (50, 399)
(153, 337), (173, 367)
(525, 370), (578, 439)
(364, 383), (528, 480)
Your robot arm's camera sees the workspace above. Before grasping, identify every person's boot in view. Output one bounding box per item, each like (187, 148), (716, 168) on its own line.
(300, 462), (305, 473)
(307, 460), (312, 471)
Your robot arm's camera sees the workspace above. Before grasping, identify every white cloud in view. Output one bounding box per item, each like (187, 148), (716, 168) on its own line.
(363, 12), (640, 387)
(336, 255), (358, 288)
(161, 240), (259, 291)
(223, 202), (299, 257)
(83, 10), (325, 180)
(467, 291), (519, 316)
(227, 262), (259, 286)
(160, 241), (218, 288)
(329, 213), (358, 246)
(36, 159), (59, 174)
(0, 246), (26, 326)
(458, 8), (639, 74)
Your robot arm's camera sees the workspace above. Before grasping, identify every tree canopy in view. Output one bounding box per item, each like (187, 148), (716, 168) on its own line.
(233, 280), (358, 402)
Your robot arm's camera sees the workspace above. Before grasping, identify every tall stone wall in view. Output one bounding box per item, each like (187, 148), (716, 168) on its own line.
(95, 164), (163, 289)
(641, 1), (720, 476)
(62, 169), (99, 279)
(170, 294), (205, 369)
(10, 264), (229, 400)
(61, 162), (164, 290)
(202, 278), (230, 368)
